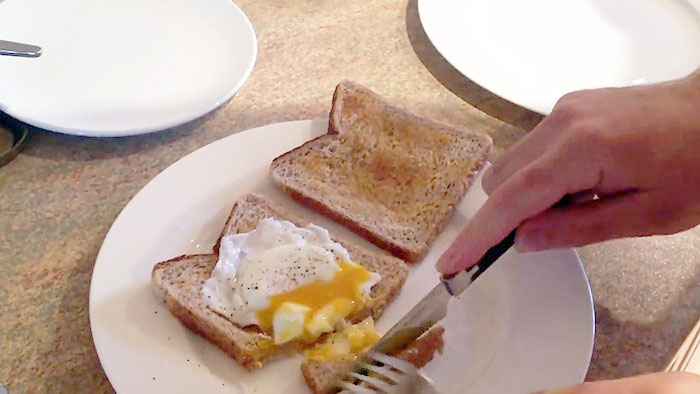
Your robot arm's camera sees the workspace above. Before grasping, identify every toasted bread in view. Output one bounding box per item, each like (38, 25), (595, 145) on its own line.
(301, 326), (445, 394)
(270, 81), (492, 262)
(152, 193), (409, 371)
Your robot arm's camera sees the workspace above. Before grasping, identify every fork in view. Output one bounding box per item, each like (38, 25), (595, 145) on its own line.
(336, 351), (440, 394)
(666, 317), (700, 372)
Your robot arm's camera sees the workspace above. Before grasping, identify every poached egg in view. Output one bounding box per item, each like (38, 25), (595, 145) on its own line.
(201, 217), (381, 344)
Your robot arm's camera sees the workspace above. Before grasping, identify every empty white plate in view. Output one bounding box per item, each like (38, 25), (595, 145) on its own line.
(418, 0), (700, 114)
(0, 0), (257, 136)
(90, 119), (594, 393)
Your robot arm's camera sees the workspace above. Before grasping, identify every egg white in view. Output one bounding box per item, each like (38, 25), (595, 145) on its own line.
(201, 217), (374, 330)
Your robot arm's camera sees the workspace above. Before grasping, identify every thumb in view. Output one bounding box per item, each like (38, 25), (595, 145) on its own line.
(515, 191), (664, 251)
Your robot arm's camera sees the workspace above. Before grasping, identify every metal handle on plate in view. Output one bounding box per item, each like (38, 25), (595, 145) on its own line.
(0, 40), (42, 57)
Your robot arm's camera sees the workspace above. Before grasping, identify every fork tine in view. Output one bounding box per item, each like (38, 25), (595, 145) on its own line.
(367, 351), (418, 374)
(667, 318), (700, 372)
(667, 358), (679, 372)
(338, 352), (431, 393)
(336, 382), (377, 394)
(348, 371), (395, 391)
(679, 325), (700, 371)
(363, 363), (403, 383)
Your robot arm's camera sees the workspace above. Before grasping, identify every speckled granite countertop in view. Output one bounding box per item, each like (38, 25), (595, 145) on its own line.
(2, 0), (700, 392)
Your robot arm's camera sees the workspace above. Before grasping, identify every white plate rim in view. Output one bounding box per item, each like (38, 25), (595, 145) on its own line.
(0, 0), (257, 137)
(416, 0), (700, 115)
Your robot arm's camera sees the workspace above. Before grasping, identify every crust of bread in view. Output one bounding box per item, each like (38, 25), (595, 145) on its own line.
(152, 254), (305, 371)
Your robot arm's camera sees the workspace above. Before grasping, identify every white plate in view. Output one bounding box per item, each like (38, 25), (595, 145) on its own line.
(89, 119), (594, 394)
(418, 0), (700, 114)
(0, 0), (256, 136)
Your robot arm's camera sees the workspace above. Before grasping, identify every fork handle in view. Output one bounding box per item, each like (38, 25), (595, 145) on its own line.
(0, 40), (42, 57)
(441, 229), (516, 296)
(414, 371), (441, 394)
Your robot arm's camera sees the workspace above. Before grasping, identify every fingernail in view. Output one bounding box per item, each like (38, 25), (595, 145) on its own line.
(436, 253), (454, 273)
(515, 229), (548, 252)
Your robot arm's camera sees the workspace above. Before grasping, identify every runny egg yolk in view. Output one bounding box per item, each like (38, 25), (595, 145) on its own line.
(255, 261), (373, 342)
(305, 318), (381, 360)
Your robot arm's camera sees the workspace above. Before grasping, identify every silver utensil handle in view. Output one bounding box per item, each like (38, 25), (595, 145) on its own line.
(0, 40), (42, 57)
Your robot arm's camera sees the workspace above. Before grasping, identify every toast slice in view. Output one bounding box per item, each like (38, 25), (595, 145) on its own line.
(270, 81), (492, 262)
(152, 193), (409, 371)
(301, 326), (445, 394)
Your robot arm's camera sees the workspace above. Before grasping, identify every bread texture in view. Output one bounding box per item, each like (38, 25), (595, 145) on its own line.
(270, 80), (492, 262)
(152, 193), (409, 371)
(301, 326), (445, 394)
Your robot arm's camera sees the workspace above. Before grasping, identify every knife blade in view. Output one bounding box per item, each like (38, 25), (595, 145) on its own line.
(368, 229), (517, 356)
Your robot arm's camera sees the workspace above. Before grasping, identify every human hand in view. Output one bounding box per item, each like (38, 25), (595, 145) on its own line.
(437, 70), (700, 274)
(531, 372), (700, 394)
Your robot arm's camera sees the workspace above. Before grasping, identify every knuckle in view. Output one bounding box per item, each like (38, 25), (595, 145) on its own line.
(520, 164), (555, 187)
(483, 162), (508, 193)
(549, 99), (580, 125)
(556, 90), (585, 106)
(549, 92), (608, 147)
(550, 91), (591, 122)
(548, 107), (610, 158)
(560, 120), (609, 156)
(481, 171), (497, 195)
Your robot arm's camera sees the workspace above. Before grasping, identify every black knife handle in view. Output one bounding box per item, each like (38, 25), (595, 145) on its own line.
(473, 228), (516, 279)
(441, 229), (516, 296)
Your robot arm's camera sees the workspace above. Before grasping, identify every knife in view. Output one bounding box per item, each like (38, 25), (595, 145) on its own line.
(366, 229), (517, 357)
(0, 40), (42, 57)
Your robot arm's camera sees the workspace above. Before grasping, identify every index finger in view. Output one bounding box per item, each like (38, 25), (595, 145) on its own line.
(436, 151), (601, 274)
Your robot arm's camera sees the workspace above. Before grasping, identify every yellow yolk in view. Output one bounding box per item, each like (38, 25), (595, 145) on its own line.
(255, 261), (374, 343)
(305, 318), (381, 360)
